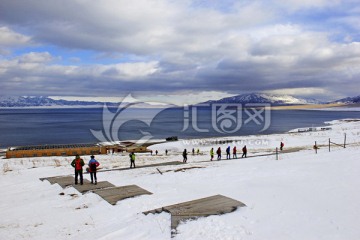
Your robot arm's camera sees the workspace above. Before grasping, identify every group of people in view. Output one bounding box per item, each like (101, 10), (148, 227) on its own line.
(72, 141), (285, 183)
(71, 155), (100, 185)
(210, 146), (247, 161)
(71, 152), (136, 185)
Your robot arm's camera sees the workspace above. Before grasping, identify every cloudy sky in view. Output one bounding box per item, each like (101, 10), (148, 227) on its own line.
(0, 0), (359, 105)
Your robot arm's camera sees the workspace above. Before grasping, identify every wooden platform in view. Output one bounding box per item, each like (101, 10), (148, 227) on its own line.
(72, 181), (115, 193)
(40, 176), (90, 188)
(144, 194), (246, 231)
(93, 185), (152, 205)
(40, 177), (153, 204)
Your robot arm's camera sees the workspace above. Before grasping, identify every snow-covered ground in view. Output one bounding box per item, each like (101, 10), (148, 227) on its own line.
(311, 107), (360, 111)
(1, 119), (360, 240)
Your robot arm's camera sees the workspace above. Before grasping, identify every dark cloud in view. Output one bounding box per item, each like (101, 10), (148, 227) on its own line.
(0, 0), (359, 102)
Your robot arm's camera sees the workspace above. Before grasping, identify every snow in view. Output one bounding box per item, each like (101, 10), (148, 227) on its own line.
(311, 107), (360, 111)
(1, 119), (360, 239)
(258, 93), (320, 104)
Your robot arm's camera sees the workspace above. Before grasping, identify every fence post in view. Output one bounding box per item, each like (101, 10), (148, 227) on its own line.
(276, 147), (278, 160)
(344, 133), (346, 148)
(328, 138), (330, 152)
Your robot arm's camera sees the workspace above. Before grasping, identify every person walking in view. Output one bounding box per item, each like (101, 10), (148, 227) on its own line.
(226, 146), (231, 159)
(71, 155), (85, 185)
(155, 150), (158, 155)
(197, 148), (200, 155)
(165, 149), (168, 155)
(233, 146), (237, 159)
(129, 152), (136, 168)
(216, 147), (221, 160)
(192, 148), (195, 155)
(183, 149), (188, 163)
(242, 145), (247, 158)
(88, 155), (100, 185)
(280, 142), (284, 151)
(210, 148), (214, 161)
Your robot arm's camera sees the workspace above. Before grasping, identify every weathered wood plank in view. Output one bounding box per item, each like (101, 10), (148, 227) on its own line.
(72, 181), (115, 193)
(40, 176), (91, 188)
(143, 194), (246, 232)
(93, 185), (152, 205)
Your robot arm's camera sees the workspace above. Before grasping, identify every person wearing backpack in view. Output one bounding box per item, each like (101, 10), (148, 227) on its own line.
(242, 145), (247, 158)
(130, 152), (136, 168)
(88, 155), (100, 185)
(71, 155), (85, 185)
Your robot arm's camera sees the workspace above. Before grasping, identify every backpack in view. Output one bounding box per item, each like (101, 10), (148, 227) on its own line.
(90, 162), (97, 172)
(75, 159), (82, 170)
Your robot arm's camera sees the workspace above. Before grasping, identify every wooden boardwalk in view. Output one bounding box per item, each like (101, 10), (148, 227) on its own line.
(40, 177), (152, 205)
(72, 181), (115, 193)
(40, 176), (90, 188)
(144, 194), (246, 231)
(93, 185), (152, 205)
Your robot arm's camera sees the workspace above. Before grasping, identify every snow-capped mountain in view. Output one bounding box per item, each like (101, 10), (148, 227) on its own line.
(204, 93), (323, 105)
(333, 95), (360, 104)
(0, 96), (171, 108)
(0, 96), (118, 107)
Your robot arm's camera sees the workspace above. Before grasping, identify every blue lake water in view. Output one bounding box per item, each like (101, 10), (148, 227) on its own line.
(0, 107), (360, 148)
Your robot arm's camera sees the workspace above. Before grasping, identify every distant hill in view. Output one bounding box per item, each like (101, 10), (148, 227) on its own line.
(0, 96), (118, 107)
(203, 93), (323, 105)
(0, 96), (171, 108)
(333, 95), (360, 104)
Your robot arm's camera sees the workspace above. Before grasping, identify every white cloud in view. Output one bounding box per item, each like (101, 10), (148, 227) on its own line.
(0, 26), (32, 55)
(0, 0), (359, 101)
(18, 52), (53, 63)
(0, 26), (31, 47)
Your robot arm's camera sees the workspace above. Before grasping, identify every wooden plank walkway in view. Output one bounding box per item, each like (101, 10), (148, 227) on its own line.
(93, 185), (152, 205)
(144, 194), (246, 231)
(72, 181), (115, 193)
(40, 176), (90, 188)
(40, 177), (152, 204)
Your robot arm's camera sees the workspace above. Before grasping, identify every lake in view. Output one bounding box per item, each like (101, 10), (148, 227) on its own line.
(0, 107), (360, 148)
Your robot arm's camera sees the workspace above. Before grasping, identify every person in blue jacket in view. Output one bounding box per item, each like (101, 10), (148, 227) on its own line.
(226, 146), (231, 159)
(88, 155), (100, 185)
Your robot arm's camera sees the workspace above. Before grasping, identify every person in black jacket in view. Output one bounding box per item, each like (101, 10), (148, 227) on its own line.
(242, 146), (247, 158)
(182, 149), (188, 163)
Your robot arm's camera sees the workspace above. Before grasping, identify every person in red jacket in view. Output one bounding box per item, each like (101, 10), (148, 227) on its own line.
(216, 147), (221, 160)
(71, 155), (85, 185)
(88, 155), (100, 185)
(233, 146), (237, 159)
(280, 142), (284, 151)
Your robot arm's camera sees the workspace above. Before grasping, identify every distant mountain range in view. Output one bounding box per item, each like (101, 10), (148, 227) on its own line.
(332, 95), (360, 104)
(0, 93), (359, 107)
(204, 93), (324, 105)
(0, 96), (118, 107)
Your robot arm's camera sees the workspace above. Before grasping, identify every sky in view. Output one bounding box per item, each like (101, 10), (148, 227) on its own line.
(0, 0), (359, 105)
